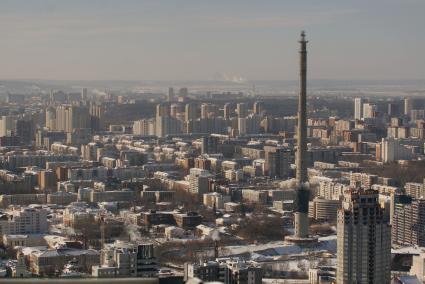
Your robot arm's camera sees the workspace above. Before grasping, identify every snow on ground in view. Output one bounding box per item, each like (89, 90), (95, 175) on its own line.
(263, 279), (310, 284)
(222, 235), (337, 257)
(392, 246), (425, 255)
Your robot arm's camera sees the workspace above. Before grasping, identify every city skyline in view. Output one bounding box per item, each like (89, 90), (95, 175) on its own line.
(0, 0), (424, 81)
(1, 2), (425, 283)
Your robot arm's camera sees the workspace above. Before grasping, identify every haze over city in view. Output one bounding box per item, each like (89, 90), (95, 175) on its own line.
(0, 0), (424, 81)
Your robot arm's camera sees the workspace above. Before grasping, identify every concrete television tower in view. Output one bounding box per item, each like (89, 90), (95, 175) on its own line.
(286, 31), (317, 244)
(296, 31), (308, 186)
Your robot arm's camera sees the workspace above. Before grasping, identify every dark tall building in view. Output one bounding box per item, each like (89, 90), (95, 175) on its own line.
(337, 189), (391, 283)
(168, 87), (175, 102)
(89, 102), (104, 131)
(387, 102), (403, 117)
(184, 103), (199, 122)
(201, 136), (219, 154)
(16, 118), (34, 145)
(253, 101), (265, 116)
(264, 146), (290, 178)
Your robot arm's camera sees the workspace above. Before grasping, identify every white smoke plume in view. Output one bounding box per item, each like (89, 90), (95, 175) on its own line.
(211, 230), (220, 241)
(279, 178), (317, 191)
(213, 72), (248, 84)
(92, 88), (107, 97)
(126, 224), (142, 242)
(279, 178), (297, 190)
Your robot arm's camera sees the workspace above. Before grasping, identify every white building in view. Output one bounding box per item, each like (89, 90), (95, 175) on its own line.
(354, 97), (363, 120)
(381, 137), (414, 163)
(133, 119), (155, 136)
(362, 103), (377, 119)
(405, 97), (413, 116)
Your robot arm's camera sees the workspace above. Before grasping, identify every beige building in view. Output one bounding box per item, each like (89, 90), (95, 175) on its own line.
(405, 182), (425, 199)
(0, 194), (46, 208)
(90, 190), (134, 203)
(3, 234), (47, 248)
(28, 247), (99, 276)
(309, 197), (340, 222)
(55, 104), (90, 133)
(410, 253), (425, 283)
(337, 189), (391, 283)
(241, 189), (267, 205)
(38, 170), (57, 192)
(47, 191), (78, 205)
(188, 168), (212, 197)
(0, 207), (48, 238)
(203, 192), (231, 209)
(392, 197), (425, 246)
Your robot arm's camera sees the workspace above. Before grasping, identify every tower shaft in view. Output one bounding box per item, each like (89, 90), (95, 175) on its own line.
(296, 32), (308, 183)
(294, 31), (310, 239)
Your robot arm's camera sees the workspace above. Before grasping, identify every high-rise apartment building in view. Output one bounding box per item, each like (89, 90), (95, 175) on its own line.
(380, 137), (414, 163)
(362, 103), (377, 119)
(184, 103), (199, 122)
(133, 119), (155, 136)
(170, 103), (184, 118)
(392, 196), (425, 246)
(201, 103), (217, 119)
(236, 103), (248, 118)
(81, 87), (88, 100)
(89, 102), (104, 131)
(253, 101), (265, 116)
(55, 105), (90, 133)
(188, 168), (212, 197)
(201, 136), (219, 154)
(0, 115), (16, 137)
(405, 182), (425, 199)
(16, 117), (34, 145)
(45, 107), (56, 130)
(168, 87), (175, 102)
(155, 103), (182, 137)
(354, 97), (363, 120)
(404, 97), (413, 116)
(337, 188), (391, 284)
(223, 103), (232, 120)
(264, 146), (291, 179)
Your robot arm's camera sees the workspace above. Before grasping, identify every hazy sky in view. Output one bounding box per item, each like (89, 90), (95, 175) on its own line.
(0, 0), (424, 81)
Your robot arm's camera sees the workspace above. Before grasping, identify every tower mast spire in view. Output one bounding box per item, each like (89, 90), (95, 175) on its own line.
(293, 31), (310, 239)
(296, 30), (308, 183)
